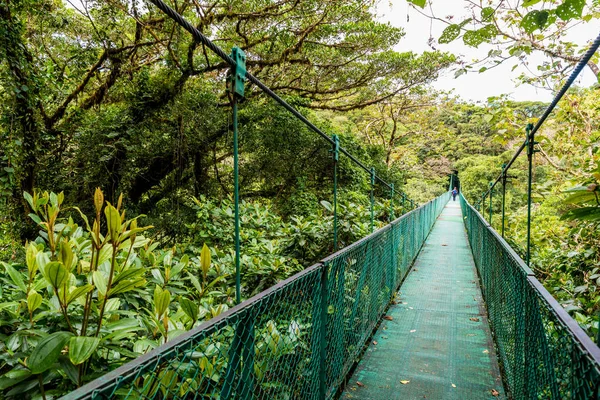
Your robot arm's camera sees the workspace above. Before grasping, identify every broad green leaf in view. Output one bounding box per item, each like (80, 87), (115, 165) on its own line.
(180, 297), (199, 322)
(28, 331), (73, 374)
(439, 24), (460, 44)
(187, 273), (203, 294)
(69, 336), (101, 365)
(556, 0), (584, 21)
(320, 200), (333, 212)
(27, 291), (43, 313)
(521, 10), (550, 33)
(463, 30), (485, 47)
(171, 255), (189, 278)
(104, 298), (121, 313)
(44, 261), (69, 289)
(481, 7), (495, 22)
(26, 243), (38, 279)
(23, 192), (35, 211)
(94, 187), (104, 214)
(58, 240), (74, 271)
(59, 356), (79, 385)
(104, 203), (121, 243)
(200, 244), (211, 282)
(163, 250), (173, 267)
(28, 213), (42, 225)
(49, 192), (58, 207)
(522, 0), (542, 6)
(563, 191), (598, 205)
(109, 278), (146, 296)
(154, 286), (171, 317)
(113, 267), (145, 284)
(67, 284), (94, 305)
(3, 263), (27, 293)
(159, 370), (178, 396)
(36, 251), (49, 275)
(93, 271), (108, 297)
(0, 368), (31, 390)
(407, 0), (426, 8)
(151, 268), (165, 285)
(562, 207), (600, 221)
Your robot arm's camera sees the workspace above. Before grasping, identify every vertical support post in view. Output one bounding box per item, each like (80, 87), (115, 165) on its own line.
(331, 135), (340, 251)
(370, 167), (375, 233)
(390, 183), (395, 222)
(525, 123), (536, 266)
(229, 47), (246, 304)
(232, 98), (241, 304)
(481, 194), (486, 220)
(319, 263), (329, 400)
(501, 163), (507, 238)
(488, 182), (493, 226)
(221, 47), (250, 400)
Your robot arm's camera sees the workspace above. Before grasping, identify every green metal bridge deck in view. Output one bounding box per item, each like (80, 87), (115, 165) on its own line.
(343, 201), (504, 399)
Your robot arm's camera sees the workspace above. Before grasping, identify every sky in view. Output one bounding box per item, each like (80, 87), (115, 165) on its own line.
(376, 0), (599, 103)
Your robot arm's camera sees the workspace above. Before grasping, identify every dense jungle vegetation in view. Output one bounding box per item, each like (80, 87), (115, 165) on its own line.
(0, 0), (599, 397)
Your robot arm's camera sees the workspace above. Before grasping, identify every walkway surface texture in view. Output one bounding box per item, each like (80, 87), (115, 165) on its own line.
(342, 201), (505, 399)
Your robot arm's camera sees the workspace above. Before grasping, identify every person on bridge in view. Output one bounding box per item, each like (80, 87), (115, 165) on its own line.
(452, 187), (458, 201)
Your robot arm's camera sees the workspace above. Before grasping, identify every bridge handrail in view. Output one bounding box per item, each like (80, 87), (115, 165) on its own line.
(461, 194), (600, 399)
(61, 193), (449, 399)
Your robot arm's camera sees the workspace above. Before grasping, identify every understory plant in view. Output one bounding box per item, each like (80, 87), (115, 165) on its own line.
(0, 189), (233, 398)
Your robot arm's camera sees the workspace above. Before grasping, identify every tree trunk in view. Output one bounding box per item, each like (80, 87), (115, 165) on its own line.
(0, 3), (41, 196)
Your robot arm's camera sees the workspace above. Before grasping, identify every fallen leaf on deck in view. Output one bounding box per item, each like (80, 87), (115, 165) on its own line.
(483, 349), (489, 354)
(410, 329), (416, 333)
(400, 380), (410, 385)
(441, 244), (448, 246)
(383, 316), (393, 321)
(356, 381), (364, 387)
(491, 389), (499, 396)
(451, 383), (456, 388)
(469, 317), (480, 322)
(372, 340), (378, 345)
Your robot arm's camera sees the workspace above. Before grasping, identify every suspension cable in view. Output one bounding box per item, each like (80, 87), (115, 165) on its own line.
(476, 31), (600, 206)
(147, 0), (411, 199)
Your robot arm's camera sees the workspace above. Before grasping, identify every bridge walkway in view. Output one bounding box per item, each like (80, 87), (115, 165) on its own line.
(342, 201), (505, 399)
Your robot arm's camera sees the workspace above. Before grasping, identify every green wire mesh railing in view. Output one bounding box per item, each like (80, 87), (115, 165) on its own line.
(460, 194), (600, 399)
(62, 194), (448, 400)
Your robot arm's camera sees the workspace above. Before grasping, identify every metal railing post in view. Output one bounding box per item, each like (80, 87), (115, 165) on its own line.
(229, 47), (246, 305)
(488, 182), (493, 226)
(501, 163), (507, 238)
(319, 263), (329, 399)
(390, 183), (395, 222)
(526, 123), (536, 266)
(481, 194), (486, 220)
(370, 167), (375, 233)
(331, 135), (340, 251)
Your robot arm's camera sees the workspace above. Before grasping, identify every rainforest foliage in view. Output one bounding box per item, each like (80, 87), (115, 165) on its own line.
(0, 0), (599, 397)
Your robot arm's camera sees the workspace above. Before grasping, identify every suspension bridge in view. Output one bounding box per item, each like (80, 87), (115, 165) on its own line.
(60, 1), (600, 398)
